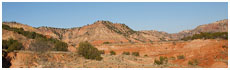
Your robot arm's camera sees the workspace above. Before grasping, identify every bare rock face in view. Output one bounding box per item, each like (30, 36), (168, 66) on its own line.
(61, 21), (131, 45)
(193, 19), (228, 33)
(171, 19), (228, 39)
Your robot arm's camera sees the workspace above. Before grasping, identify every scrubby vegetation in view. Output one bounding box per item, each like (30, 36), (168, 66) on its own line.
(177, 55), (185, 59)
(54, 41), (68, 51)
(132, 52), (140, 56)
(103, 42), (110, 44)
(99, 50), (105, 54)
(2, 37), (23, 67)
(2, 38), (22, 67)
(2, 38), (23, 52)
(182, 32), (228, 41)
(222, 45), (228, 48)
(29, 40), (51, 52)
(101, 20), (136, 37)
(110, 51), (116, 55)
(3, 24), (68, 51)
(78, 41), (103, 61)
(188, 59), (199, 66)
(122, 52), (130, 55)
(144, 54), (148, 57)
(154, 56), (168, 65)
(169, 56), (176, 60)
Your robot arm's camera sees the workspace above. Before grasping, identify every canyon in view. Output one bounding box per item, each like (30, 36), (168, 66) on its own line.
(2, 19), (228, 68)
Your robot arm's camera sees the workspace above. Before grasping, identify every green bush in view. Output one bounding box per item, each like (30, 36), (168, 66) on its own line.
(122, 52), (130, 55)
(8, 41), (23, 52)
(103, 42), (110, 44)
(154, 56), (168, 65)
(54, 41), (68, 51)
(169, 56), (176, 60)
(110, 51), (116, 55)
(222, 45), (228, 48)
(188, 59), (199, 66)
(99, 50), (105, 54)
(177, 55), (185, 59)
(132, 52), (140, 56)
(2, 38), (23, 52)
(78, 41), (102, 61)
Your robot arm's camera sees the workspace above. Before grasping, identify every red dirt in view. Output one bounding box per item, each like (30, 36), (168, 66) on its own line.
(95, 39), (228, 68)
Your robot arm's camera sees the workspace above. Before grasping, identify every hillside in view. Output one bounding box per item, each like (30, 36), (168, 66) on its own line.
(5, 39), (228, 68)
(2, 19), (228, 68)
(3, 19), (228, 46)
(171, 19), (228, 39)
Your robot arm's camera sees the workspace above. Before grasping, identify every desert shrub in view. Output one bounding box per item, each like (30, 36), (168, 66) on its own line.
(29, 40), (51, 52)
(144, 54), (148, 57)
(182, 32), (228, 40)
(132, 52), (140, 56)
(2, 38), (23, 52)
(103, 42), (110, 44)
(177, 55), (185, 59)
(2, 40), (8, 49)
(188, 59), (199, 66)
(169, 56), (176, 60)
(122, 52), (130, 55)
(99, 50), (105, 54)
(8, 41), (23, 52)
(54, 41), (68, 51)
(2, 24), (11, 30)
(222, 45), (228, 48)
(110, 51), (116, 55)
(78, 41), (102, 61)
(154, 56), (168, 65)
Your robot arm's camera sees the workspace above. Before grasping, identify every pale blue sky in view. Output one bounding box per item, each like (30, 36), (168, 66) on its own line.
(2, 2), (228, 33)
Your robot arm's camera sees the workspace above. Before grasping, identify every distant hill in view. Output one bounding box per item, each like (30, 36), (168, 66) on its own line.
(170, 19), (228, 40)
(2, 19), (228, 47)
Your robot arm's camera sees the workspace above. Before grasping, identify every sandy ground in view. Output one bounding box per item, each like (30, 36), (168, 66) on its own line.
(7, 39), (228, 68)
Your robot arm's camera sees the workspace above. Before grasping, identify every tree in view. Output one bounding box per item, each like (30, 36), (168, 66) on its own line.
(78, 41), (102, 61)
